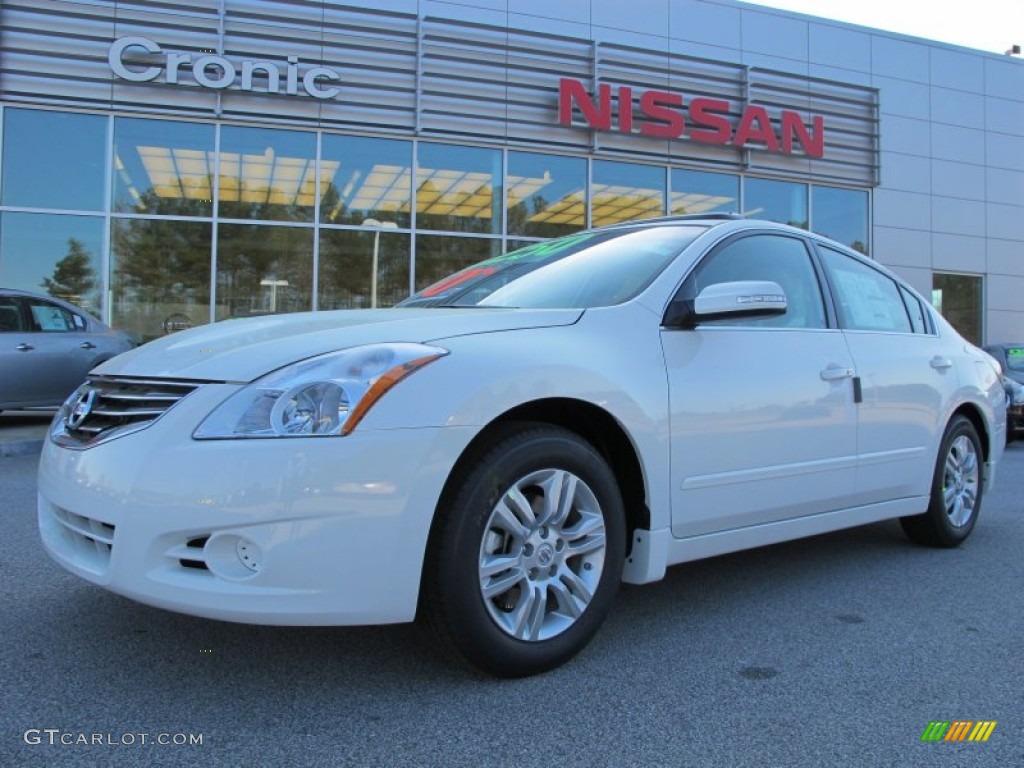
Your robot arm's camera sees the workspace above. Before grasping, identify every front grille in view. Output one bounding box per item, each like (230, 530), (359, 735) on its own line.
(58, 376), (201, 446)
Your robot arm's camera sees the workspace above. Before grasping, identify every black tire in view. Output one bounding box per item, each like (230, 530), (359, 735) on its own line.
(900, 415), (984, 547)
(421, 423), (626, 677)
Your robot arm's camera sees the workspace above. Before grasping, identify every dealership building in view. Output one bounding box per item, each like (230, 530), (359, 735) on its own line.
(1, 0), (1022, 343)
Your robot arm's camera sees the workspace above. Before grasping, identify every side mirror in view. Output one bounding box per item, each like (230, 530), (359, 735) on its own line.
(663, 280), (788, 329)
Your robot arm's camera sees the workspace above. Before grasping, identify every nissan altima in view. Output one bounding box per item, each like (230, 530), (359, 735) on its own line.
(38, 216), (1006, 677)
(0, 288), (135, 412)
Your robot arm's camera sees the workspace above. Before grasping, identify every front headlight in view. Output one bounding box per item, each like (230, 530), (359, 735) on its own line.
(1011, 382), (1024, 406)
(193, 343), (447, 439)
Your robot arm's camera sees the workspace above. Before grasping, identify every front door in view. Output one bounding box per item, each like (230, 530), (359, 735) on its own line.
(663, 233), (859, 538)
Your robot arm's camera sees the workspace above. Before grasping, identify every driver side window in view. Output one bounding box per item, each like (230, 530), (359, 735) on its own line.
(687, 234), (827, 329)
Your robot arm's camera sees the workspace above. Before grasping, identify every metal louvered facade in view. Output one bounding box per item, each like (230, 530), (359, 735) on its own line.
(1, 0), (878, 185)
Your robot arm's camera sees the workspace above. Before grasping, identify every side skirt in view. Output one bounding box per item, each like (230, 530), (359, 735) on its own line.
(621, 496), (928, 585)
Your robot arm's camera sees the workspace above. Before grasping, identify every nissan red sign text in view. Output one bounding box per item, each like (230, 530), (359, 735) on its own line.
(558, 77), (825, 159)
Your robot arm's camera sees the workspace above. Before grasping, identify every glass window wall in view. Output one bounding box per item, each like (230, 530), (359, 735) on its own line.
(215, 224), (314, 320)
(111, 219), (212, 341)
(591, 160), (665, 227)
(417, 143), (502, 234)
(318, 229), (410, 310)
(0, 108), (875, 333)
(744, 177), (808, 229)
(670, 169), (739, 216)
(812, 186), (868, 254)
(2, 108), (107, 211)
(415, 235), (502, 291)
(113, 118), (216, 216)
(320, 135), (412, 228)
(0, 212), (105, 317)
(218, 126), (317, 222)
(507, 152), (586, 238)
(932, 273), (983, 345)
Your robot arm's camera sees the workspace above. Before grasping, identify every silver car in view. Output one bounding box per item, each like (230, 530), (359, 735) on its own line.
(0, 289), (135, 412)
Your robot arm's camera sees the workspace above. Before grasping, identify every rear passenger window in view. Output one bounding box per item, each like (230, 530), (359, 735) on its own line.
(26, 299), (76, 332)
(818, 246), (912, 333)
(898, 285), (929, 334)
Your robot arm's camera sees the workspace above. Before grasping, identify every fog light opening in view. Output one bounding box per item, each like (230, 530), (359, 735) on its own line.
(204, 534), (264, 580)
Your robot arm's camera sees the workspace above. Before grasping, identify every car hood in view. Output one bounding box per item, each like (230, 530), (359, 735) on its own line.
(93, 307), (583, 382)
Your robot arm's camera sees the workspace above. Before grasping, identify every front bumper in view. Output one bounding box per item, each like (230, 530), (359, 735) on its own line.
(38, 384), (474, 625)
(1009, 404), (1024, 439)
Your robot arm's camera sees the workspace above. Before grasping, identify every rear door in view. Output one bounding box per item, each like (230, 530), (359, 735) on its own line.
(815, 245), (953, 504)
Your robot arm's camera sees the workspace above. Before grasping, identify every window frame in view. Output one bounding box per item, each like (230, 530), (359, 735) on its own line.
(813, 242), (935, 336)
(666, 230), (837, 331)
(24, 296), (81, 333)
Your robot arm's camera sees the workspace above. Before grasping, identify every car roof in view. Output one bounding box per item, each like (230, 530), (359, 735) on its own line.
(598, 212), (745, 230)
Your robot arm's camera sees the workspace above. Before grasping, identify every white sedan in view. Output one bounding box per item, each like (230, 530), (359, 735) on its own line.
(38, 216), (1006, 677)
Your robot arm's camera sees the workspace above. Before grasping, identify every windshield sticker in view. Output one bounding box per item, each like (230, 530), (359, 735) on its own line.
(419, 266), (498, 298)
(483, 232), (598, 266)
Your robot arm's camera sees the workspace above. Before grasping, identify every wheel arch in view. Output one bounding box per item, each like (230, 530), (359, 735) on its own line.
(487, 398), (648, 538)
(952, 402), (991, 463)
(420, 398), (650, 597)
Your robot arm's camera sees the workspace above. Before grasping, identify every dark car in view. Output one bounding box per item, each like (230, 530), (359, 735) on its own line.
(986, 344), (1024, 443)
(1001, 376), (1024, 443)
(0, 289), (136, 412)
(986, 344), (1024, 385)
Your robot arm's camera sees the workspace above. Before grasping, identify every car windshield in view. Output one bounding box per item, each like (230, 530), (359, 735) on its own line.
(400, 225), (705, 308)
(1006, 347), (1024, 372)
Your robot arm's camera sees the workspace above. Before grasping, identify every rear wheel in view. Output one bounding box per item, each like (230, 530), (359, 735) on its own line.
(422, 424), (625, 677)
(900, 415), (983, 547)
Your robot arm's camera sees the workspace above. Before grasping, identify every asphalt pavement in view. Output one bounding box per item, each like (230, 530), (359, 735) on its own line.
(0, 410), (52, 457)
(1, 438), (1022, 767)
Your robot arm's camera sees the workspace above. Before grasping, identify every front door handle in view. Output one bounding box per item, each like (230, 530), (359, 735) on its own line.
(820, 365), (854, 381)
(16, 343), (34, 352)
(930, 356), (953, 370)
(79, 341), (97, 349)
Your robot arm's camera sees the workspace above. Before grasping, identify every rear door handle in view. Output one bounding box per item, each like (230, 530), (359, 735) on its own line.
(930, 356), (953, 370)
(820, 365), (854, 381)
(16, 343), (34, 352)
(79, 341), (97, 349)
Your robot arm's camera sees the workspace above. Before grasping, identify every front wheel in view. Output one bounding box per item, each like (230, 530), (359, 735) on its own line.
(900, 415), (983, 547)
(421, 424), (625, 677)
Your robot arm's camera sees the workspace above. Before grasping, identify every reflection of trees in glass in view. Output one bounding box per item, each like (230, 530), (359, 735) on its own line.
(507, 193), (581, 239)
(113, 202), (210, 304)
(319, 182), (411, 228)
(112, 202), (211, 341)
(216, 225), (312, 319)
(318, 231), (409, 310)
(415, 236), (500, 292)
(41, 238), (97, 311)
(120, 178), (215, 216)
(416, 179), (497, 234)
(217, 175), (314, 223)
